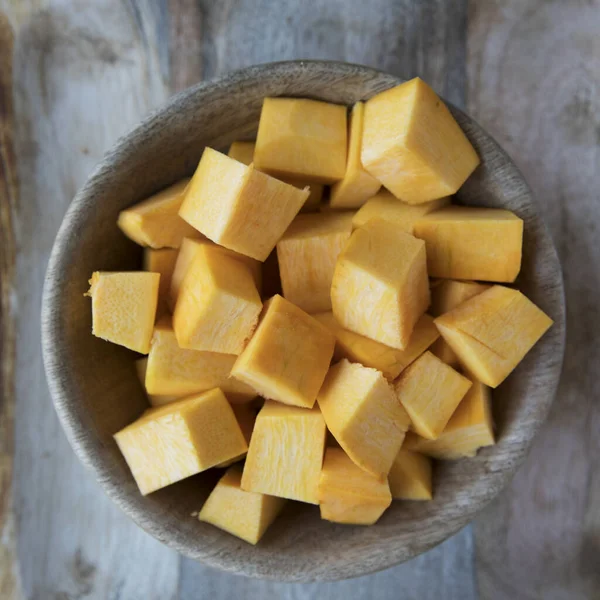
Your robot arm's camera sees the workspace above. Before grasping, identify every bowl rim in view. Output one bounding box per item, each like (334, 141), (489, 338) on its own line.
(41, 59), (566, 581)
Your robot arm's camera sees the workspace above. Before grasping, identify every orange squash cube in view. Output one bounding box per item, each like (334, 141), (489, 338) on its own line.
(216, 403), (258, 468)
(227, 141), (256, 165)
(388, 448), (432, 500)
(135, 358), (181, 407)
(143, 248), (178, 318)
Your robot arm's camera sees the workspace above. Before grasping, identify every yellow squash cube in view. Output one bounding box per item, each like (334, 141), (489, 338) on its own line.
(352, 190), (450, 232)
(403, 379), (495, 459)
(87, 272), (159, 354)
(114, 389), (248, 495)
(143, 248), (178, 318)
(179, 148), (308, 261)
(388, 448), (432, 500)
(117, 179), (201, 248)
(145, 318), (255, 401)
(227, 141), (256, 165)
(318, 448), (392, 525)
(168, 237), (261, 311)
(276, 212), (353, 313)
(361, 78), (480, 204)
(241, 401), (326, 504)
(435, 285), (553, 387)
(329, 102), (381, 208)
(331, 219), (430, 349)
(216, 403), (258, 467)
(317, 360), (411, 477)
(313, 312), (439, 380)
(254, 97), (347, 184)
(394, 351), (472, 440)
(135, 358), (181, 407)
(231, 295), (335, 408)
(414, 206), (524, 282)
(199, 466), (287, 544)
(173, 245), (262, 354)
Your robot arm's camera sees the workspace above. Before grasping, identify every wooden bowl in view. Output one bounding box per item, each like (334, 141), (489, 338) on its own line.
(41, 61), (565, 582)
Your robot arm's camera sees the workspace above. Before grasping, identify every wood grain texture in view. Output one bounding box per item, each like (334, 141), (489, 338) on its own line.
(468, 2), (600, 599)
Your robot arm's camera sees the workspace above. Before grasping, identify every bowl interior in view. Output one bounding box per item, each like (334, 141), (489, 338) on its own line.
(42, 61), (565, 582)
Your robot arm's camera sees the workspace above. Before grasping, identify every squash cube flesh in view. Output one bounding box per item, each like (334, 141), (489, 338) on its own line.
(87, 271), (159, 354)
(117, 179), (201, 248)
(414, 206), (524, 282)
(232, 295), (335, 408)
(114, 389), (248, 495)
(318, 448), (392, 525)
(277, 212), (353, 313)
(329, 102), (381, 208)
(173, 245), (262, 354)
(254, 97), (347, 183)
(179, 148), (308, 261)
(314, 312), (439, 380)
(394, 351), (472, 440)
(227, 141), (256, 165)
(361, 78), (480, 204)
(216, 403), (258, 467)
(435, 285), (553, 387)
(318, 360), (411, 477)
(331, 219), (430, 349)
(135, 358), (181, 407)
(241, 401), (326, 504)
(143, 248), (178, 318)
(388, 448), (432, 500)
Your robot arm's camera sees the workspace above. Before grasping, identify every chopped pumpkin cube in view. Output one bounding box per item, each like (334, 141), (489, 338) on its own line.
(179, 148), (308, 261)
(414, 206), (524, 282)
(361, 78), (480, 204)
(145, 318), (255, 401)
(231, 295), (335, 408)
(403, 379), (494, 459)
(318, 448), (392, 525)
(117, 179), (201, 248)
(317, 360), (410, 478)
(216, 403), (258, 467)
(329, 102), (381, 208)
(168, 237), (261, 311)
(352, 190), (450, 232)
(313, 312), (439, 380)
(227, 141), (256, 165)
(143, 248), (178, 318)
(114, 389), (248, 495)
(173, 244), (262, 354)
(434, 285), (553, 387)
(199, 466), (286, 544)
(331, 219), (430, 349)
(254, 97), (347, 184)
(87, 271), (159, 354)
(388, 448), (432, 500)
(394, 351), (472, 440)
(276, 212), (353, 313)
(135, 358), (181, 407)
(241, 401), (326, 504)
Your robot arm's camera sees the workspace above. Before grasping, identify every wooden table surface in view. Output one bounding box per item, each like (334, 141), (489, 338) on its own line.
(0, 1), (598, 598)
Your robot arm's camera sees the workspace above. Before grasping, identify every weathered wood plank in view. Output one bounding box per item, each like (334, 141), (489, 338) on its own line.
(468, 1), (600, 598)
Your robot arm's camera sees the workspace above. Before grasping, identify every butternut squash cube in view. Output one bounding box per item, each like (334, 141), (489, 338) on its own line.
(227, 141), (256, 165)
(254, 97), (347, 184)
(429, 280), (491, 366)
(331, 219), (430, 349)
(114, 389), (248, 495)
(318, 448), (392, 525)
(329, 102), (381, 208)
(145, 319), (255, 401)
(231, 295), (335, 408)
(179, 148), (308, 261)
(168, 237), (261, 311)
(388, 448), (432, 500)
(317, 360), (411, 478)
(199, 466), (286, 544)
(276, 212), (353, 313)
(361, 78), (480, 204)
(135, 358), (181, 407)
(143, 248), (178, 318)
(414, 206), (523, 282)
(352, 190), (450, 232)
(434, 285), (553, 387)
(216, 402), (258, 467)
(173, 244), (262, 354)
(117, 179), (201, 248)
(313, 312), (439, 380)
(394, 351), (472, 440)
(403, 379), (495, 459)
(87, 271), (159, 354)
(241, 401), (326, 504)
